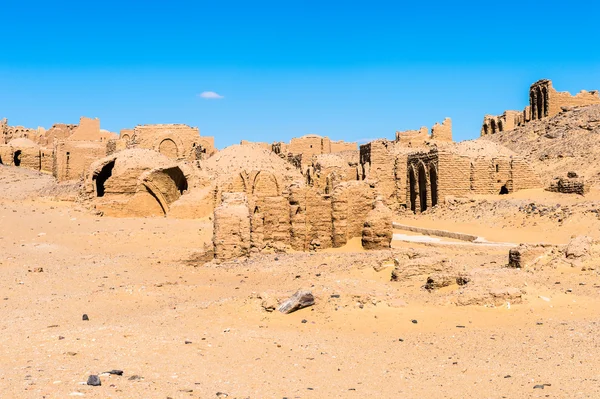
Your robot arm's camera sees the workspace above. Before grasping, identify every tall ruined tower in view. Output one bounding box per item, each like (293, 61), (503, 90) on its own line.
(529, 79), (551, 120)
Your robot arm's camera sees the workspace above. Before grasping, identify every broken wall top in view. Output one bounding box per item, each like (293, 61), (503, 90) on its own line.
(204, 143), (303, 186)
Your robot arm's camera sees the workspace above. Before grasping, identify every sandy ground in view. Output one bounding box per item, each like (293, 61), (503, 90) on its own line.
(2, 167), (600, 398)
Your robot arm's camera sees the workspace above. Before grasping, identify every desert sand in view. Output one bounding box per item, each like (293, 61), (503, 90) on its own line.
(2, 166), (600, 399)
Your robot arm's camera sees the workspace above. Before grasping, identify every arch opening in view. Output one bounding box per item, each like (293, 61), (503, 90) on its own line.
(429, 165), (438, 207)
(490, 120), (497, 134)
(536, 87), (544, 119)
(93, 160), (115, 197)
(500, 185), (509, 195)
(418, 163), (427, 212)
(409, 167), (417, 213)
(542, 87), (548, 118)
(13, 150), (22, 166)
(164, 167), (188, 194)
(158, 138), (178, 158)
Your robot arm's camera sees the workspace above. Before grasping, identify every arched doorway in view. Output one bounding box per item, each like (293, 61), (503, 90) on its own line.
(536, 87), (544, 119)
(498, 121), (503, 132)
(499, 185), (509, 195)
(429, 165), (438, 207)
(542, 87), (548, 118)
(13, 150), (22, 166)
(483, 124), (489, 135)
(93, 160), (115, 197)
(164, 167), (188, 194)
(158, 139), (178, 158)
(143, 167), (189, 215)
(418, 163), (427, 212)
(490, 120), (497, 134)
(409, 167), (417, 213)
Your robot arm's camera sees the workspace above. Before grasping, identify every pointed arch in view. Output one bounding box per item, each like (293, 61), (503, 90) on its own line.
(418, 162), (427, 212)
(429, 164), (438, 207)
(409, 165), (417, 213)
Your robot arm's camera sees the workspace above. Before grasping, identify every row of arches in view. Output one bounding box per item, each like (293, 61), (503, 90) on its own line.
(227, 170), (281, 198)
(482, 119), (504, 135)
(530, 85), (549, 120)
(408, 162), (438, 213)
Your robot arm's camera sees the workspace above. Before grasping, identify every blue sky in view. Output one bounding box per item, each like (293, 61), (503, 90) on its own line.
(1, 0), (599, 148)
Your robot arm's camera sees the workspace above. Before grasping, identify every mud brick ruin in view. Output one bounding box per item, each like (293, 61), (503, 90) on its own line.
(405, 143), (539, 212)
(547, 172), (589, 195)
(2, 78), (589, 260)
(121, 124), (216, 161)
(481, 79), (600, 136)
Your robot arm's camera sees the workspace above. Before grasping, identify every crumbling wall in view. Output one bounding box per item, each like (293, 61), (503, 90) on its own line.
(288, 135), (328, 158)
(330, 140), (357, 152)
(547, 172), (588, 195)
(1, 139), (42, 170)
(331, 181), (375, 247)
(68, 117), (102, 141)
(362, 199), (393, 250)
(40, 148), (53, 174)
(509, 158), (541, 192)
(251, 195), (291, 252)
(394, 153), (408, 207)
(288, 182), (333, 251)
(271, 135), (357, 171)
(54, 141), (107, 181)
(306, 153), (358, 194)
(407, 150), (444, 213)
(468, 157), (512, 194)
(15, 147), (41, 170)
(213, 193), (251, 261)
(359, 140), (396, 205)
(129, 124), (216, 161)
(0, 118), (42, 144)
(407, 145), (541, 212)
(41, 123), (77, 146)
(481, 111), (522, 136)
(0, 145), (12, 165)
(430, 118), (452, 141)
(395, 127), (429, 146)
(530, 79), (600, 121)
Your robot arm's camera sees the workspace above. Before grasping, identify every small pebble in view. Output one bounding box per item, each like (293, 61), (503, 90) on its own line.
(82, 314), (89, 321)
(411, 319), (418, 324)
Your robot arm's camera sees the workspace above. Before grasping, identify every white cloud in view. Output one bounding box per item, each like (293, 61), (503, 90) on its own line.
(198, 91), (224, 99)
(356, 137), (378, 144)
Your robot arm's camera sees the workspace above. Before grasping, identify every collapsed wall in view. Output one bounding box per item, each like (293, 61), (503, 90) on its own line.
(214, 193), (251, 261)
(362, 198), (393, 250)
(209, 144), (380, 259)
(83, 149), (197, 217)
(125, 124), (216, 161)
(547, 172), (588, 195)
